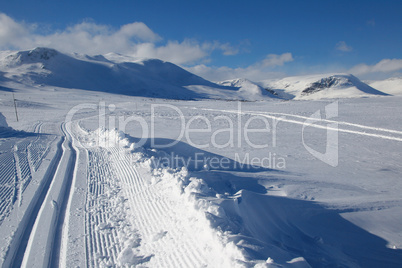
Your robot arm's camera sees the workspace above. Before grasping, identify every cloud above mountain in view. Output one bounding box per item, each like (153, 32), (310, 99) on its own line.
(0, 13), (237, 65)
(350, 59), (402, 75)
(187, 53), (293, 81)
(1, 12), (400, 82)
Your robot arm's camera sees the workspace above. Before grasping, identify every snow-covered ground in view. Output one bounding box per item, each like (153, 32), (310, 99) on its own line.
(1, 48), (402, 267)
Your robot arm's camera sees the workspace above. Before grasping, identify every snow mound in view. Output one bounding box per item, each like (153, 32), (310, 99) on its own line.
(262, 74), (388, 100)
(368, 77), (402, 95)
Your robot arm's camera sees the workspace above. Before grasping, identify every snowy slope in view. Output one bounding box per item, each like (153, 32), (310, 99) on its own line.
(261, 74), (389, 100)
(367, 77), (402, 96)
(0, 47), (273, 101)
(218, 78), (279, 100)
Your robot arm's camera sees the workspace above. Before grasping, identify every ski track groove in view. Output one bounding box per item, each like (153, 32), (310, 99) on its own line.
(6, 130), (64, 268)
(0, 122), (58, 229)
(0, 121), (55, 225)
(85, 149), (125, 267)
(193, 107), (402, 142)
(0, 152), (17, 221)
(109, 146), (205, 268)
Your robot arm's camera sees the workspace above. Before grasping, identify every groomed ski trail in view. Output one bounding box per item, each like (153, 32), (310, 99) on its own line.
(67, 123), (240, 267)
(4, 131), (64, 268)
(109, 145), (235, 267)
(16, 123), (77, 268)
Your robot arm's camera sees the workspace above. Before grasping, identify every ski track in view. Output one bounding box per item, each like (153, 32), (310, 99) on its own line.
(0, 121), (54, 225)
(191, 107), (402, 142)
(75, 125), (224, 267)
(1, 120), (79, 268)
(0, 152), (16, 221)
(108, 146), (209, 267)
(85, 148), (123, 267)
(4, 128), (64, 267)
(49, 122), (78, 267)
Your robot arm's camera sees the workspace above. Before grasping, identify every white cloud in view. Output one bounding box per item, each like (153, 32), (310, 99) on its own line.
(187, 53), (293, 81)
(0, 13), (295, 80)
(335, 41), (353, 52)
(0, 13), (237, 65)
(260, 53), (293, 67)
(133, 40), (209, 65)
(350, 58), (402, 75)
(0, 13), (33, 48)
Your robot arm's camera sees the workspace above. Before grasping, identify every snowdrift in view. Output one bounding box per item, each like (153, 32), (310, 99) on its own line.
(261, 74), (389, 100)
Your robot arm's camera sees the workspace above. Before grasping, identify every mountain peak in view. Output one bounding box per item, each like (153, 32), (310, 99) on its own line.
(0, 47), (248, 100)
(26, 47), (59, 60)
(261, 73), (389, 100)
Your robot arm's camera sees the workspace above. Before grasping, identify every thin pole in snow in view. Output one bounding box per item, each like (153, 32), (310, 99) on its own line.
(12, 92), (19, 122)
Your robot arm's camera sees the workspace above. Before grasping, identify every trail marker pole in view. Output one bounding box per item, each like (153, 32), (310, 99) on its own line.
(12, 92), (19, 122)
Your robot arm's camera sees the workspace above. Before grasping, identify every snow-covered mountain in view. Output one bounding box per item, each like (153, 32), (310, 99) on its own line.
(0, 47), (253, 100)
(0, 48), (397, 101)
(218, 78), (279, 100)
(261, 74), (389, 100)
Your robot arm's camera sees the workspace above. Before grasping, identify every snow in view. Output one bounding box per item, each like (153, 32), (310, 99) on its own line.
(261, 73), (389, 100)
(0, 112), (8, 128)
(0, 48), (402, 267)
(0, 47), (271, 101)
(367, 77), (402, 95)
(218, 78), (279, 100)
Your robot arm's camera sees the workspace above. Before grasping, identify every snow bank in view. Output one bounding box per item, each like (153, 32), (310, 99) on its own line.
(0, 112), (8, 128)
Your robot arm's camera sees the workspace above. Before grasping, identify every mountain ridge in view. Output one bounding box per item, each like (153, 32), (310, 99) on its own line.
(0, 47), (396, 101)
(260, 73), (389, 100)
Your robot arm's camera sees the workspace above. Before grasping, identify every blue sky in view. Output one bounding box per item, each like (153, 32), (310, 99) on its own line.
(1, 0), (401, 81)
